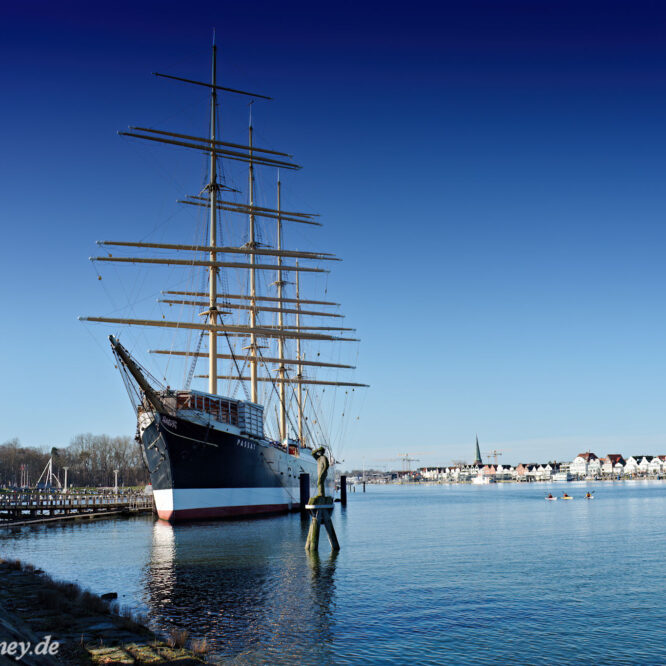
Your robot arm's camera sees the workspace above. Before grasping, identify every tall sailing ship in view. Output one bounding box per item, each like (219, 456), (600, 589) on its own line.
(80, 43), (366, 522)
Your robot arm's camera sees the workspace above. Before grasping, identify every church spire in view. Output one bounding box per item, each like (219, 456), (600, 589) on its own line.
(473, 435), (483, 467)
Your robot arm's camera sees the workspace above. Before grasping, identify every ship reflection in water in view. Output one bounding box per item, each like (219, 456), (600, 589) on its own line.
(146, 515), (338, 662)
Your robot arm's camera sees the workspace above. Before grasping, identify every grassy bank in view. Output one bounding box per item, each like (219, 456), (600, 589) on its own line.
(0, 559), (206, 664)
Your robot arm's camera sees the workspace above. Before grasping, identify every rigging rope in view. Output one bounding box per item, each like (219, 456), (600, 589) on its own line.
(255, 346), (300, 441)
(184, 329), (206, 391)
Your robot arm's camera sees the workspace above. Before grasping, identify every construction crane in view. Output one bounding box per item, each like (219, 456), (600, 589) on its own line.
(397, 453), (421, 472)
(486, 450), (503, 465)
(376, 452), (430, 473)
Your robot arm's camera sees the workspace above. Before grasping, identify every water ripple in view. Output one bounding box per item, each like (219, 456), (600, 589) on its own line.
(2, 482), (666, 663)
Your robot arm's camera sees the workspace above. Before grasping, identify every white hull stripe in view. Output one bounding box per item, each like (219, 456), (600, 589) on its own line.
(153, 487), (296, 513)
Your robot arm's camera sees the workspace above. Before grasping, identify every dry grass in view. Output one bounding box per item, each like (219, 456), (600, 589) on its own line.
(50, 579), (86, 602)
(167, 628), (189, 649)
(3, 559), (116, 617)
(79, 590), (111, 615)
(190, 637), (208, 656)
(113, 604), (150, 632)
(36, 587), (67, 611)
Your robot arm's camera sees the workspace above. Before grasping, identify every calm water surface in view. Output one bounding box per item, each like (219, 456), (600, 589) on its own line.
(2, 482), (666, 664)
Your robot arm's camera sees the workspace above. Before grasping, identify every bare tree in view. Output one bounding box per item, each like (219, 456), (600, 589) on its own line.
(0, 435), (148, 489)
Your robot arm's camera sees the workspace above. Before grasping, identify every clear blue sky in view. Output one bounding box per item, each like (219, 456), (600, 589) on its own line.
(2, 1), (666, 468)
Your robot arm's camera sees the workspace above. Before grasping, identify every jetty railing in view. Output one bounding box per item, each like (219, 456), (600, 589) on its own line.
(0, 490), (153, 524)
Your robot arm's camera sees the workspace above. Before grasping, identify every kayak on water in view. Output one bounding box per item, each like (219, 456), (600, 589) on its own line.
(545, 496), (558, 501)
(562, 495), (573, 500)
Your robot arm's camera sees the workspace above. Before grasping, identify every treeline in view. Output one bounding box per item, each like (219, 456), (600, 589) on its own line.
(0, 435), (149, 489)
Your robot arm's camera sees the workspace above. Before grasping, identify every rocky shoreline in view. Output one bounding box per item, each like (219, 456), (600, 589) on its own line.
(0, 560), (206, 664)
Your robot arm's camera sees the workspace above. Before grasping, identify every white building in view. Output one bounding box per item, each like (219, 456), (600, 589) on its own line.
(570, 452), (598, 478)
(587, 457), (602, 477)
(648, 457), (663, 476)
(624, 457), (642, 476)
(601, 455), (625, 477)
(495, 464), (515, 480)
(421, 467), (447, 481)
(638, 456), (654, 475)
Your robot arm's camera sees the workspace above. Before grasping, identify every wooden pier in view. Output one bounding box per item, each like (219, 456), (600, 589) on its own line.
(0, 491), (153, 526)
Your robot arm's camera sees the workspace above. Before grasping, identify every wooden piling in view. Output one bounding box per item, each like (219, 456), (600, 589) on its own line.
(320, 510), (340, 550)
(305, 496), (339, 552)
(305, 512), (320, 551)
(340, 475), (347, 506)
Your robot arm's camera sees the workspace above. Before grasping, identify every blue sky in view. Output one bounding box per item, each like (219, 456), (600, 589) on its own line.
(2, 1), (666, 468)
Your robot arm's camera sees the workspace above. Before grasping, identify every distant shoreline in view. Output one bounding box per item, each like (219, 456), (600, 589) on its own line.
(347, 477), (666, 486)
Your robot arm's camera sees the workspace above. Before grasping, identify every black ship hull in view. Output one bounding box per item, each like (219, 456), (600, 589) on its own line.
(139, 412), (319, 522)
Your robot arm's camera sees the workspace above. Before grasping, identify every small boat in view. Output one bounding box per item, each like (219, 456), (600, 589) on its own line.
(584, 494), (594, 500)
(552, 471), (571, 482)
(472, 474), (495, 485)
(545, 496), (557, 501)
(562, 495), (573, 500)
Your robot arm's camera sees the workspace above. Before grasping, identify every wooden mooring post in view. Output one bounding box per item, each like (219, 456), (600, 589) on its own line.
(305, 496), (339, 552)
(340, 475), (347, 506)
(299, 473), (310, 512)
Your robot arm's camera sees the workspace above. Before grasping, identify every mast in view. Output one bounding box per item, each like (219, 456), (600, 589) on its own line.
(208, 40), (219, 395)
(277, 175), (287, 442)
(82, 48), (369, 419)
(295, 260), (304, 446)
(248, 108), (258, 402)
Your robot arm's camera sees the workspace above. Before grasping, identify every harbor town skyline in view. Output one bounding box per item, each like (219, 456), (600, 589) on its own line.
(3, 1), (666, 468)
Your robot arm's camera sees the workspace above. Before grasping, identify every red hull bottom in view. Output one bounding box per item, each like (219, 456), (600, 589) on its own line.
(157, 502), (291, 522)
